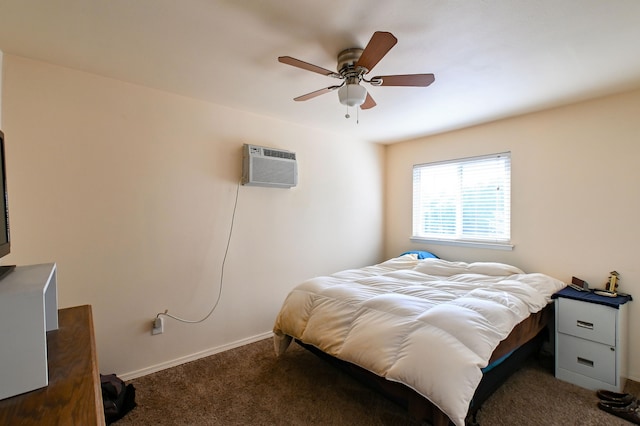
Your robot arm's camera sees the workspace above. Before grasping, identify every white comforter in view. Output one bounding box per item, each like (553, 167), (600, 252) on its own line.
(273, 256), (565, 426)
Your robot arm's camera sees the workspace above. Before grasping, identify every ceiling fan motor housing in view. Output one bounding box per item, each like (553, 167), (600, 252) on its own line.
(337, 48), (365, 74)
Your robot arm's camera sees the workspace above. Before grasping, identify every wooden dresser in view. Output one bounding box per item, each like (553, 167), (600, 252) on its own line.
(0, 305), (105, 425)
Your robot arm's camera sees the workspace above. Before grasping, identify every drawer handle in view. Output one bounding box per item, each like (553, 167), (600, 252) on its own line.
(576, 320), (594, 330)
(577, 357), (594, 367)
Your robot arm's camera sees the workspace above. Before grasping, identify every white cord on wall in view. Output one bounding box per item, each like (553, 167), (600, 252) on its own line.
(154, 180), (241, 324)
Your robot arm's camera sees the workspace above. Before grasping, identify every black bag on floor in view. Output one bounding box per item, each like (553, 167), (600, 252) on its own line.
(100, 373), (137, 424)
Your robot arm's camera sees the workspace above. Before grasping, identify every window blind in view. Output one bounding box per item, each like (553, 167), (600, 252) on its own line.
(412, 152), (511, 244)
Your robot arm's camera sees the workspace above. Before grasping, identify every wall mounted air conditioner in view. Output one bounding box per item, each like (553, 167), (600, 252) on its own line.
(241, 144), (298, 188)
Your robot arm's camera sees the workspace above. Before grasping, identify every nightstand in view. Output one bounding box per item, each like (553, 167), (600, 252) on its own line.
(553, 287), (632, 392)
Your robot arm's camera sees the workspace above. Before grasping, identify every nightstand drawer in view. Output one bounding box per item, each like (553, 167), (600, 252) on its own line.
(557, 333), (616, 385)
(557, 298), (616, 345)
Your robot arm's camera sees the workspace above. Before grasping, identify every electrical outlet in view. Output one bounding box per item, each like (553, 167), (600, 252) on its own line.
(152, 317), (164, 335)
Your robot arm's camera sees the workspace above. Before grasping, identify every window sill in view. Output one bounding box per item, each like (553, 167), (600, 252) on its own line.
(410, 236), (514, 251)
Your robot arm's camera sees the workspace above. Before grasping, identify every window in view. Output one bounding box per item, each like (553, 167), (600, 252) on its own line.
(412, 152), (511, 249)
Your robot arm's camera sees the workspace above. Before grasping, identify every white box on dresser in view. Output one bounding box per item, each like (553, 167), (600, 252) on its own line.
(0, 263), (58, 400)
(554, 288), (631, 392)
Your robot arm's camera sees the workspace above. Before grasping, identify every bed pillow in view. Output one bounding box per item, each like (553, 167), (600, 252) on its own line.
(413, 259), (524, 277)
(467, 262), (524, 276)
(400, 250), (439, 259)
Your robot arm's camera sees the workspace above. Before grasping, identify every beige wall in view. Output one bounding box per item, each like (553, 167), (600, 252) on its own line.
(0, 49), (3, 126)
(1, 55), (385, 377)
(385, 88), (640, 381)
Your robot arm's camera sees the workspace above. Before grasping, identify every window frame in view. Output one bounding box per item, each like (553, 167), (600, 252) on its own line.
(411, 152), (513, 251)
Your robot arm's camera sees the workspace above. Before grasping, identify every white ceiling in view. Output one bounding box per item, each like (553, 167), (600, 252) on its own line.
(1, 0), (639, 144)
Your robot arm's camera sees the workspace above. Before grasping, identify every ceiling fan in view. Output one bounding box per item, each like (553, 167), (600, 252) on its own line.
(278, 31), (435, 111)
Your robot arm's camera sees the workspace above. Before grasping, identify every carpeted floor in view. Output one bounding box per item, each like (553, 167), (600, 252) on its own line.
(117, 338), (639, 425)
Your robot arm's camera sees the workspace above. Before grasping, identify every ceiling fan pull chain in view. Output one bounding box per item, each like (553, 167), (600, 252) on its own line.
(345, 88), (351, 119)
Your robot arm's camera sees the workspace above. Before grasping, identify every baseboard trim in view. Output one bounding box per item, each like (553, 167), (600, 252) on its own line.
(119, 331), (274, 381)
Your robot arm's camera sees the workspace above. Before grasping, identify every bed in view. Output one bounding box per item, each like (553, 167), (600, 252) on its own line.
(273, 254), (565, 426)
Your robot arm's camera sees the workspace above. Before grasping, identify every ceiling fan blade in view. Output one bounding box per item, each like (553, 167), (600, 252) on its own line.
(293, 85), (340, 102)
(372, 74), (435, 87)
(278, 56), (340, 78)
(355, 31), (398, 73)
(360, 92), (377, 110)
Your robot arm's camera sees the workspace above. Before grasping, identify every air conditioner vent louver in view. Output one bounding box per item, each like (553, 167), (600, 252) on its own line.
(264, 149), (296, 160)
(241, 144), (298, 188)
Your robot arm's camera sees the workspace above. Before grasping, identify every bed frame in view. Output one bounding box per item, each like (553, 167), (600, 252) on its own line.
(296, 303), (553, 426)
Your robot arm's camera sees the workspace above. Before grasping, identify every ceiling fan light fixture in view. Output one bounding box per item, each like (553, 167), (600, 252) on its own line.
(338, 83), (367, 107)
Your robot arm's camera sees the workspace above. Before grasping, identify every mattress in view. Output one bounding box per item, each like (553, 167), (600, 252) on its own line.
(273, 255), (565, 426)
